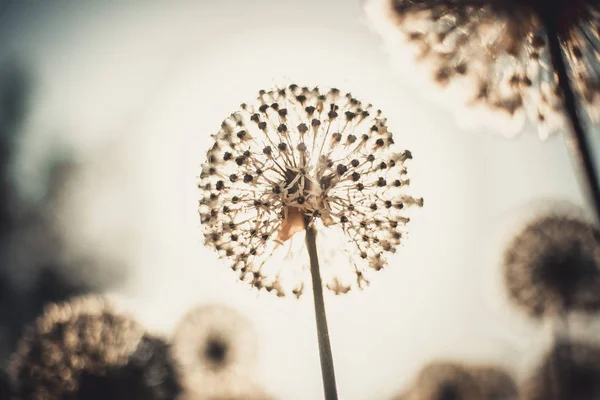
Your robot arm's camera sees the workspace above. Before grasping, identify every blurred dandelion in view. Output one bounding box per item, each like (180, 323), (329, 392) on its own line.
(171, 304), (272, 400)
(522, 340), (600, 400)
(9, 295), (179, 400)
(503, 213), (600, 318)
(197, 84), (423, 399)
(364, 0), (599, 138)
(395, 361), (517, 400)
(364, 0), (600, 223)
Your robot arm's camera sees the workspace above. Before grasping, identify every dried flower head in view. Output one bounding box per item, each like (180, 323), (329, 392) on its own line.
(172, 304), (271, 400)
(198, 85), (423, 297)
(503, 213), (600, 318)
(522, 341), (600, 400)
(396, 361), (517, 400)
(364, 0), (600, 139)
(8, 295), (160, 399)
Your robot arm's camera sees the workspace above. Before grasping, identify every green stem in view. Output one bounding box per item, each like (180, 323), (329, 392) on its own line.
(305, 223), (338, 400)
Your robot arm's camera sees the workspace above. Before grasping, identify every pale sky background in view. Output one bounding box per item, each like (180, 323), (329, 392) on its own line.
(0, 1), (594, 399)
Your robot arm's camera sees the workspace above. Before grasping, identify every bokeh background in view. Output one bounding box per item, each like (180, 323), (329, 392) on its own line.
(0, 1), (592, 399)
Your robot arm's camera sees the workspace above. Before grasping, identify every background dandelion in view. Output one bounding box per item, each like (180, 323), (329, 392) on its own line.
(364, 0), (600, 225)
(9, 296), (146, 399)
(503, 212), (600, 318)
(171, 304), (269, 400)
(363, 0), (600, 138)
(395, 361), (517, 400)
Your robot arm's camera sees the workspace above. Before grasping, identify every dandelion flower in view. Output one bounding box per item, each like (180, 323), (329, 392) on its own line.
(364, 0), (600, 139)
(522, 341), (600, 400)
(8, 295), (178, 400)
(503, 213), (600, 318)
(198, 85), (423, 298)
(396, 361), (517, 400)
(172, 304), (272, 400)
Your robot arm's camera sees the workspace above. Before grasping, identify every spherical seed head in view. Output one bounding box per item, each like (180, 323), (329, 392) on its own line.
(503, 214), (600, 317)
(401, 362), (482, 400)
(397, 362), (517, 400)
(364, 0), (600, 139)
(9, 295), (146, 399)
(522, 341), (600, 400)
(172, 304), (268, 399)
(198, 85), (423, 297)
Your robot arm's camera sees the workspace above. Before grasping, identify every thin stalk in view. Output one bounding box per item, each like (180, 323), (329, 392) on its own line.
(545, 19), (600, 224)
(549, 311), (570, 400)
(305, 222), (338, 400)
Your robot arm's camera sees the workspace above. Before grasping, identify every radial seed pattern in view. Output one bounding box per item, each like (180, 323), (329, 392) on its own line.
(9, 296), (146, 399)
(395, 361), (517, 400)
(172, 305), (271, 400)
(503, 213), (600, 317)
(364, 0), (600, 139)
(198, 85), (423, 297)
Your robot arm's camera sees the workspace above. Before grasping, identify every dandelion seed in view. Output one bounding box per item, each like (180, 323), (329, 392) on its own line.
(364, 0), (600, 139)
(172, 304), (272, 400)
(503, 213), (600, 318)
(522, 341), (600, 400)
(8, 296), (180, 399)
(395, 361), (517, 400)
(198, 85), (423, 297)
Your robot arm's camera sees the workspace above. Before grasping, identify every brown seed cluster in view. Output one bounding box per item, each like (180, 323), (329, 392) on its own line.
(395, 361), (518, 400)
(503, 214), (600, 318)
(198, 85), (423, 298)
(9, 296), (146, 399)
(364, 0), (600, 138)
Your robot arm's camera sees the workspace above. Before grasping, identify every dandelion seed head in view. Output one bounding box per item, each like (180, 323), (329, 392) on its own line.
(198, 85), (422, 297)
(522, 341), (600, 400)
(503, 213), (600, 317)
(9, 295), (147, 399)
(364, 0), (600, 138)
(172, 304), (270, 400)
(410, 363), (480, 400)
(397, 361), (517, 400)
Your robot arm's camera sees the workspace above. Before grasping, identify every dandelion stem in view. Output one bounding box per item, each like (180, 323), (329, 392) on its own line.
(545, 19), (600, 225)
(549, 312), (570, 400)
(305, 222), (338, 400)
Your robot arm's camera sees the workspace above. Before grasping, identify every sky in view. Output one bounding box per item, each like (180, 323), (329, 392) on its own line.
(0, 1), (593, 399)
